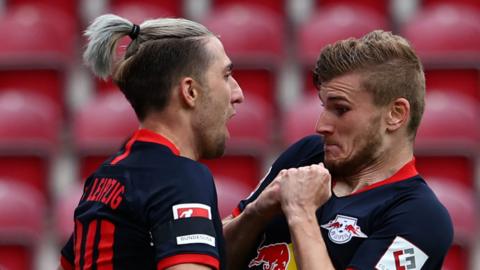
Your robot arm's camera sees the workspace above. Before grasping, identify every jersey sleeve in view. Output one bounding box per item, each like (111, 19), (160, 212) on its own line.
(233, 135), (324, 216)
(60, 234), (75, 270)
(347, 192), (453, 270)
(144, 161), (221, 269)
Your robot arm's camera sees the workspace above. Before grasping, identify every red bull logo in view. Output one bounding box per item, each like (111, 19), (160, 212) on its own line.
(321, 214), (368, 244)
(248, 243), (290, 270)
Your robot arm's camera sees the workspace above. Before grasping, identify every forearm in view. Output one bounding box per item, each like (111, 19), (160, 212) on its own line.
(287, 212), (334, 270)
(223, 203), (275, 270)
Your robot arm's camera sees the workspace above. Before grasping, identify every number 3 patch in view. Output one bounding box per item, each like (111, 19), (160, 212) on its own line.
(375, 236), (428, 270)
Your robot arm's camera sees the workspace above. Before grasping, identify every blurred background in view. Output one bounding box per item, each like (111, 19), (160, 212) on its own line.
(0, 0), (477, 269)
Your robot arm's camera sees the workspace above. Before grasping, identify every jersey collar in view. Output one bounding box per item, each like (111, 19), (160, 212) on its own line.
(350, 158), (418, 195)
(135, 128), (180, 156)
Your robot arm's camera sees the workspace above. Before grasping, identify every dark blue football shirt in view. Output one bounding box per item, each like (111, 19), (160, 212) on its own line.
(234, 135), (453, 270)
(61, 129), (225, 270)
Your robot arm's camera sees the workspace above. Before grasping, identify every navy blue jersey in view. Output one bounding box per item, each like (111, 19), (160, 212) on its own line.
(234, 135), (453, 270)
(61, 129), (225, 270)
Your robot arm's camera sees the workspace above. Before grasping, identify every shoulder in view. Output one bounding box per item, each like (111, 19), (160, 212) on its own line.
(382, 177), (453, 255)
(273, 135), (324, 169)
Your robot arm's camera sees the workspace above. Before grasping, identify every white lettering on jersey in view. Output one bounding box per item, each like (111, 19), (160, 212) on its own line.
(176, 234), (216, 247)
(375, 236), (428, 270)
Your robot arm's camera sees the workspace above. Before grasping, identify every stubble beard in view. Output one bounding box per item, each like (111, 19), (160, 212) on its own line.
(324, 118), (383, 179)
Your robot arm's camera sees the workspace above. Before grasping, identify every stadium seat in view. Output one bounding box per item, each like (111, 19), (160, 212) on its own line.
(201, 155), (263, 192)
(415, 91), (479, 188)
(315, 0), (389, 19)
(73, 91), (138, 180)
(212, 0), (285, 16)
(416, 91), (480, 150)
(421, 0), (480, 10)
(297, 4), (388, 93)
(283, 94), (323, 146)
(427, 178), (476, 270)
(402, 4), (480, 101)
(215, 175), (253, 218)
(203, 3), (284, 114)
(108, 0), (182, 17)
(54, 182), (84, 245)
(0, 90), (60, 198)
(0, 5), (76, 112)
(227, 95), (272, 151)
(0, 180), (45, 270)
(6, 0), (79, 23)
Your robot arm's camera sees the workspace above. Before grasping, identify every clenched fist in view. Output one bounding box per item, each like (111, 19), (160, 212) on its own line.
(275, 163), (332, 221)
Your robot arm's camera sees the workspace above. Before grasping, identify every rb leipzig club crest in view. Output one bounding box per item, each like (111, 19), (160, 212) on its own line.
(321, 214), (368, 244)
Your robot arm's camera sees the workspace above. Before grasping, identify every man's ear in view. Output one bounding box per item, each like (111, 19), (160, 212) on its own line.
(178, 77), (198, 108)
(386, 98), (410, 132)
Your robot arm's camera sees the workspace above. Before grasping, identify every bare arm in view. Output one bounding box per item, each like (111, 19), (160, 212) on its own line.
(223, 180), (282, 270)
(278, 164), (335, 270)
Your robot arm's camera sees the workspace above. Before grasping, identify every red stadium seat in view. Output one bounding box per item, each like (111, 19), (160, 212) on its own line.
(427, 179), (476, 270)
(402, 4), (480, 63)
(283, 94), (323, 146)
(7, 0), (79, 23)
(55, 182), (83, 244)
(402, 5), (480, 101)
(0, 5), (76, 112)
(108, 0), (182, 17)
(202, 156), (263, 192)
(215, 176), (252, 218)
(297, 5), (388, 93)
(416, 91), (480, 152)
(0, 180), (45, 270)
(227, 95), (272, 152)
(0, 90), (60, 198)
(421, 0), (480, 10)
(315, 0), (389, 19)
(415, 91), (479, 188)
(73, 91), (138, 180)
(212, 0), (285, 16)
(204, 4), (284, 114)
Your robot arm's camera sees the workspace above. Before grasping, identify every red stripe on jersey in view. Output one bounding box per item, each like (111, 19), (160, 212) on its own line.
(83, 220), (98, 269)
(74, 220), (83, 270)
(232, 206), (241, 217)
(351, 158), (418, 195)
(97, 220), (115, 270)
(61, 255), (74, 270)
(135, 129), (180, 156)
(157, 254), (219, 270)
(110, 129), (180, 165)
(110, 131), (139, 165)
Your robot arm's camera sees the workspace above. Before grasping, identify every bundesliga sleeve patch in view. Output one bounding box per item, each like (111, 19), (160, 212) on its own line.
(176, 234), (216, 247)
(375, 236), (428, 270)
(172, 203), (211, 220)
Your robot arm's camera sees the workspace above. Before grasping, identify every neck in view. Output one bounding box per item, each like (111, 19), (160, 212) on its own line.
(141, 112), (200, 160)
(333, 140), (414, 196)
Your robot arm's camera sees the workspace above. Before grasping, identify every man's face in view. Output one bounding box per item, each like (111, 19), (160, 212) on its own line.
(316, 72), (386, 178)
(194, 37), (244, 159)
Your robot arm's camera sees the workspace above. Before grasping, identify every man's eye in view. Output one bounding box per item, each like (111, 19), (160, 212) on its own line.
(335, 107), (349, 115)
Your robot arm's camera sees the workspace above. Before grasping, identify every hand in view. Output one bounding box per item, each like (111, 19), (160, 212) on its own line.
(246, 178), (282, 222)
(276, 163), (332, 219)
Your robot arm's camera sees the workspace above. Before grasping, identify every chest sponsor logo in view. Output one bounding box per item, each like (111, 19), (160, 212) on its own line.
(249, 242), (291, 270)
(321, 214), (367, 244)
(375, 236), (428, 270)
(172, 203), (211, 220)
